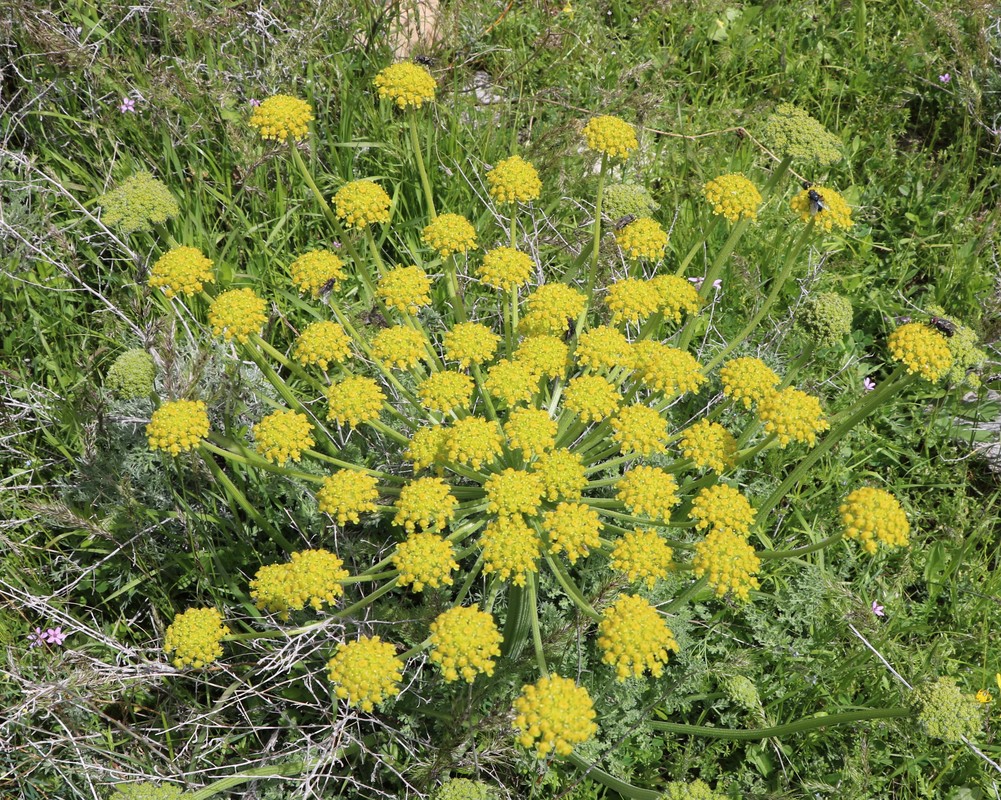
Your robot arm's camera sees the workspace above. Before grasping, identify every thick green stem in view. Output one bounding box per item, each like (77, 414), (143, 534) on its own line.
(408, 111), (436, 218)
(649, 706), (911, 740)
(576, 157), (608, 335)
(759, 530), (845, 560)
(527, 574), (548, 675)
(540, 544), (602, 622)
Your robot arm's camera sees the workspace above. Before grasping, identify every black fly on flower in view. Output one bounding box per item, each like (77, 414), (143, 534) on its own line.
(808, 189), (826, 215)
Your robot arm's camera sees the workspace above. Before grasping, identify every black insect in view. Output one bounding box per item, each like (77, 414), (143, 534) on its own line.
(564, 317), (577, 343)
(319, 277), (338, 296)
(414, 55), (435, 67)
(929, 316), (957, 337)
(801, 180), (813, 190)
(612, 213), (637, 230)
(807, 189), (826, 214)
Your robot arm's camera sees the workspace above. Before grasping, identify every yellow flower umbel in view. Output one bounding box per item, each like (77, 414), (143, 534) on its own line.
(209, 288), (267, 343)
(377, 265), (432, 314)
(442, 322), (501, 367)
(293, 321), (352, 370)
(373, 61), (437, 109)
(563, 374), (622, 423)
(372, 326), (428, 370)
(253, 409), (315, 465)
(606, 278), (662, 324)
(429, 606), (503, 683)
(631, 341), (706, 397)
(249, 95), (314, 140)
(611, 404), (669, 456)
(719, 356), (780, 409)
(333, 180), (392, 229)
(484, 468), (544, 518)
(164, 607), (229, 669)
(757, 387), (830, 447)
(149, 245), (214, 298)
(444, 416), (503, 469)
(610, 528), (674, 588)
(485, 359), (539, 406)
(513, 675), (598, 758)
(316, 470), (380, 525)
(790, 185), (852, 232)
(575, 326), (635, 371)
(147, 399), (209, 455)
(690, 484), (756, 538)
(487, 155), (542, 205)
(759, 103), (843, 166)
(99, 171), (180, 234)
(250, 549), (350, 617)
(651, 275), (701, 324)
(615, 217), (668, 261)
(326, 636), (403, 712)
(888, 322), (953, 382)
(422, 213), (478, 258)
(289, 250), (346, 297)
(406, 426), (448, 472)
(478, 246), (534, 292)
(582, 115), (639, 159)
(680, 419), (737, 473)
(911, 677), (984, 743)
(542, 502), (602, 564)
(480, 516), (540, 586)
(693, 530), (761, 601)
(418, 371), (474, 414)
(532, 448), (587, 501)
(393, 476), (457, 532)
(976, 689), (993, 704)
(515, 335), (569, 379)
(598, 595), (679, 681)
(393, 531), (459, 592)
(520, 284), (587, 337)
(326, 376), (385, 427)
(504, 407), (557, 457)
(616, 466), (680, 523)
(703, 173), (762, 222)
(839, 487), (910, 555)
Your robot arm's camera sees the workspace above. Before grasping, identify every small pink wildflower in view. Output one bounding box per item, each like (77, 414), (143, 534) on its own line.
(871, 600), (885, 617)
(28, 627), (45, 647)
(939, 73), (951, 84)
(863, 377), (876, 392)
(119, 97), (136, 113)
(249, 98), (261, 107)
(688, 276), (722, 292)
(45, 627), (68, 645)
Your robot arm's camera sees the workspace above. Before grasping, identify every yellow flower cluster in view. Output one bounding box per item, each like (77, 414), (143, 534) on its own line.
(515, 335), (568, 379)
(373, 62), (437, 109)
(720, 356), (780, 409)
(513, 675), (598, 757)
(316, 470), (380, 525)
(484, 468), (543, 518)
(442, 322), (500, 367)
(790, 185), (853, 232)
(100, 171), (180, 234)
(293, 321), (352, 370)
(326, 376), (385, 427)
(615, 217), (668, 261)
(575, 326), (634, 371)
(209, 288), (267, 343)
(542, 502), (602, 564)
(487, 155), (542, 204)
(693, 530), (761, 601)
(429, 606), (503, 683)
(480, 516), (540, 586)
(289, 249), (346, 297)
(690, 484), (756, 538)
(250, 549), (349, 617)
(253, 409), (314, 464)
(616, 466), (680, 522)
(597, 594), (679, 681)
(444, 415), (503, 469)
(888, 322), (953, 382)
(504, 407), (557, 457)
(377, 265), (432, 313)
(610, 528), (674, 587)
(478, 246), (534, 291)
(147, 399), (209, 455)
(757, 387), (829, 447)
(326, 636), (402, 712)
(703, 173), (762, 222)
(532, 448), (587, 501)
(631, 341), (706, 396)
(249, 95), (314, 140)
(406, 425), (448, 472)
(393, 476), (457, 532)
(149, 246), (215, 298)
(651, 275), (701, 323)
(333, 180), (392, 228)
(372, 325), (428, 370)
(520, 284), (586, 337)
(582, 115), (638, 159)
(485, 359), (539, 406)
(163, 607), (228, 669)
(839, 487), (910, 554)
(418, 371), (474, 413)
(422, 213), (478, 258)
(393, 531), (458, 592)
(611, 404), (668, 455)
(680, 419), (737, 473)
(563, 374), (621, 423)
(606, 278), (661, 324)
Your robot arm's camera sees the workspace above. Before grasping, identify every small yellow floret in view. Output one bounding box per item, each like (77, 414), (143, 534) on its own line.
(149, 246), (214, 298)
(582, 115), (638, 159)
(393, 531), (459, 592)
(253, 409), (314, 464)
(513, 675), (598, 757)
(598, 595), (679, 681)
(147, 399), (209, 455)
(487, 155), (542, 204)
(840, 487), (911, 555)
(316, 470), (380, 525)
(888, 322), (953, 382)
(164, 607), (228, 669)
(422, 213), (478, 258)
(326, 636), (402, 712)
(373, 62), (437, 109)
(208, 288), (267, 343)
(249, 95), (314, 140)
(429, 606), (503, 682)
(326, 376), (385, 427)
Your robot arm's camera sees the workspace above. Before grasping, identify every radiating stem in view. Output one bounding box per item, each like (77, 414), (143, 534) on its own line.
(408, 111), (436, 218)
